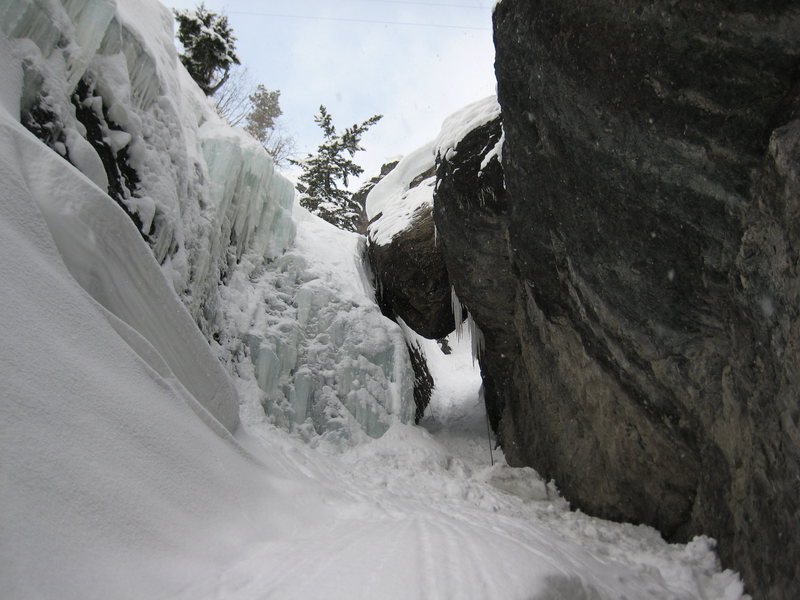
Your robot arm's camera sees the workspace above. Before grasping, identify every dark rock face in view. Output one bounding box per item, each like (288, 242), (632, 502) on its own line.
(367, 183), (454, 340)
(436, 120), (697, 537)
(71, 77), (146, 233)
(365, 161), (451, 420)
(406, 339), (434, 423)
(490, 1), (800, 597)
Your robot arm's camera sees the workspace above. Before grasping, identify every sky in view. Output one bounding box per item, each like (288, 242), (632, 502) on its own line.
(165, 0), (497, 186)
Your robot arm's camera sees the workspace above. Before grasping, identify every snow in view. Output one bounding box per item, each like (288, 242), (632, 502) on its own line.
(369, 175), (436, 246)
(0, 1), (748, 598)
(65, 126), (109, 188)
(0, 32), (20, 117)
(480, 126), (504, 171)
(173, 330), (746, 600)
(366, 140), (436, 246)
(366, 97), (502, 247)
(365, 139), (436, 221)
(0, 99), (323, 599)
(434, 94), (501, 160)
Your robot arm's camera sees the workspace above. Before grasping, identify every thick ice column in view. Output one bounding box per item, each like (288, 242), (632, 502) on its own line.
(226, 212), (415, 445)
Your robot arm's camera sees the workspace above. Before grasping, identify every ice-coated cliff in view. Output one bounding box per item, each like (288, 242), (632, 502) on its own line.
(0, 0), (413, 441)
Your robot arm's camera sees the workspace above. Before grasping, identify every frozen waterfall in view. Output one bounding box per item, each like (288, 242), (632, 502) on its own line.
(0, 0), (414, 442)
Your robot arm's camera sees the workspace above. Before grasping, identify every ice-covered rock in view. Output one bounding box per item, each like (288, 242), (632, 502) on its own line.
(0, 0), (414, 443)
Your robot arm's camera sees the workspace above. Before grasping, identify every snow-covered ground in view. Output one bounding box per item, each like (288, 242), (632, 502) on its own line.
(173, 334), (746, 600)
(0, 1), (747, 598)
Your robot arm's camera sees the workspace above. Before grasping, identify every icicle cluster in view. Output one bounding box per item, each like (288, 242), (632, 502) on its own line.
(451, 287), (485, 365)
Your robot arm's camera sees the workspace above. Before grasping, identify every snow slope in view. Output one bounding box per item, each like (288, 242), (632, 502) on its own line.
(0, 87), (329, 600)
(364, 138), (439, 252)
(0, 1), (748, 598)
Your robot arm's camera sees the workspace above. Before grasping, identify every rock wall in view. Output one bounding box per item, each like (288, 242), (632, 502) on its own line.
(486, 1), (800, 598)
(366, 200), (448, 421)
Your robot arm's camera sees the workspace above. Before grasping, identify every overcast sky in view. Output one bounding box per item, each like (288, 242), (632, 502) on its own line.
(166, 0), (496, 185)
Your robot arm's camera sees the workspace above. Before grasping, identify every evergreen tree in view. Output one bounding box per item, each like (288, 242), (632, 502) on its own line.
(174, 4), (240, 96)
(292, 106), (382, 232)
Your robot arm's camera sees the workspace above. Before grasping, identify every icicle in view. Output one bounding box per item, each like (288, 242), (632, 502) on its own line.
(468, 316), (485, 365)
(451, 286), (464, 339)
(452, 287), (483, 365)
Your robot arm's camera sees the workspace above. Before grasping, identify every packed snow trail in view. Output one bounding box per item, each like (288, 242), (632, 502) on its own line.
(173, 334), (744, 600)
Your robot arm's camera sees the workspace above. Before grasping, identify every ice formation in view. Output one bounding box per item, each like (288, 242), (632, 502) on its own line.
(220, 206), (414, 443)
(0, 0), (296, 328)
(0, 0), (413, 442)
(451, 287), (485, 364)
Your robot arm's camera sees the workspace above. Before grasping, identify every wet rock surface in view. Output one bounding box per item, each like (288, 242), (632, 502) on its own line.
(406, 339), (434, 423)
(489, 1), (800, 597)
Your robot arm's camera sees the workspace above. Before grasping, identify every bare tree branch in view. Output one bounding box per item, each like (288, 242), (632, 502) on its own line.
(213, 65), (252, 126)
